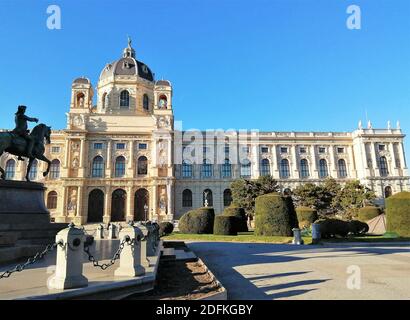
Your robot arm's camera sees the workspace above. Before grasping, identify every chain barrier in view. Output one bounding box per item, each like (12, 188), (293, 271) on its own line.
(0, 240), (64, 280)
(83, 236), (134, 270)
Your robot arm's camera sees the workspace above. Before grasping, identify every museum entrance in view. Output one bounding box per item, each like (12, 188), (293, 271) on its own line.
(87, 189), (104, 223)
(134, 188), (149, 221)
(111, 189), (126, 222)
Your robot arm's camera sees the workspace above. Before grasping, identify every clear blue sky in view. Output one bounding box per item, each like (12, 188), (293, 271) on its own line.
(0, 0), (409, 156)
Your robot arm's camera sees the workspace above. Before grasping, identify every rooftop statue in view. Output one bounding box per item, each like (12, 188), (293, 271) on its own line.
(0, 106), (52, 182)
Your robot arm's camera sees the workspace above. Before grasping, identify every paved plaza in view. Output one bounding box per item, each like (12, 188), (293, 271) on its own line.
(188, 242), (410, 300)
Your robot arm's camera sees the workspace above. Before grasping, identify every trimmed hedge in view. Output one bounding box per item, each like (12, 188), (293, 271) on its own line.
(178, 207), (215, 234)
(159, 222), (174, 237)
(254, 193), (299, 236)
(296, 207), (318, 228)
(317, 219), (369, 238)
(358, 206), (381, 222)
(214, 215), (238, 235)
(386, 191), (410, 237)
(349, 220), (369, 235)
(223, 207), (248, 232)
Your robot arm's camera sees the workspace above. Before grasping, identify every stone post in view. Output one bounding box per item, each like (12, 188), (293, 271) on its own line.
(47, 224), (88, 290)
(135, 223), (151, 267)
(95, 224), (104, 239)
(108, 223), (117, 239)
(114, 223), (146, 277)
(292, 228), (304, 245)
(312, 223), (321, 244)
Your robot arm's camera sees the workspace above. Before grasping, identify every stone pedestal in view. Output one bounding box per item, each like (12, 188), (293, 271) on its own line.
(0, 181), (67, 264)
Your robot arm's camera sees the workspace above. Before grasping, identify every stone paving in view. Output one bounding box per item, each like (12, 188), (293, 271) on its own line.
(188, 242), (410, 300)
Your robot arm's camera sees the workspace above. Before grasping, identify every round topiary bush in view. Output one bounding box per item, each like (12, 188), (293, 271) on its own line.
(178, 207), (215, 234)
(316, 219), (350, 239)
(349, 220), (369, 235)
(159, 222), (174, 237)
(386, 191), (410, 237)
(358, 206), (381, 222)
(223, 206), (248, 232)
(296, 207), (318, 228)
(214, 215), (237, 235)
(254, 193), (299, 236)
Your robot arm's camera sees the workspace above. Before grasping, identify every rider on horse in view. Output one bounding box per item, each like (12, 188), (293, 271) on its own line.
(12, 105), (39, 159)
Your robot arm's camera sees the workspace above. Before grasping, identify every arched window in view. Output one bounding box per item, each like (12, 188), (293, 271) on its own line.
(29, 159), (38, 181)
(319, 159), (329, 178)
(138, 156), (148, 175)
(120, 90), (130, 108)
(50, 160), (60, 179)
(260, 159), (271, 176)
(223, 189), (232, 207)
(280, 159), (290, 179)
(384, 186), (392, 198)
(159, 95), (167, 109)
(76, 92), (85, 108)
(300, 159), (310, 178)
(379, 156), (389, 177)
(47, 191), (58, 210)
(222, 159), (232, 178)
(5, 159), (16, 179)
(115, 156), (126, 177)
(338, 159), (348, 178)
(203, 189), (213, 207)
(182, 160), (192, 178)
(92, 156), (104, 178)
(201, 159), (213, 178)
(182, 189), (193, 207)
(143, 94), (149, 110)
(240, 159), (251, 178)
(102, 93), (108, 109)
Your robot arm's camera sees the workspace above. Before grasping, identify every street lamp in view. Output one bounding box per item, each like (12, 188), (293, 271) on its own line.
(144, 203), (148, 222)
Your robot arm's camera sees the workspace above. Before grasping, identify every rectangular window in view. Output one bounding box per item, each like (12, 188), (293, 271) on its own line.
(139, 143), (147, 150)
(337, 147), (345, 154)
(203, 146), (210, 153)
(51, 146), (60, 153)
(116, 143), (126, 150)
(319, 147), (326, 154)
(242, 146), (250, 153)
(299, 147), (306, 154)
(224, 146), (230, 154)
(378, 144), (386, 151)
(280, 147), (288, 154)
(261, 147), (269, 153)
(94, 143), (103, 150)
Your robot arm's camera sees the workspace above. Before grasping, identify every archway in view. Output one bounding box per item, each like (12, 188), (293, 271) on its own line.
(134, 188), (149, 221)
(111, 189), (126, 222)
(384, 186), (392, 198)
(87, 189), (104, 223)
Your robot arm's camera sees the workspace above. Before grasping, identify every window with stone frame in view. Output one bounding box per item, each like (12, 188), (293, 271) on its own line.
(182, 189), (193, 207)
(221, 159), (232, 178)
(300, 159), (310, 178)
(319, 159), (329, 178)
(280, 159), (290, 179)
(260, 158), (271, 176)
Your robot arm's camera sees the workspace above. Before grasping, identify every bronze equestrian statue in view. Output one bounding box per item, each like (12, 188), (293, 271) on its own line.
(0, 106), (52, 182)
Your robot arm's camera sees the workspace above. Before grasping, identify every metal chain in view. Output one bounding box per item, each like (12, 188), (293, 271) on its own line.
(0, 241), (64, 280)
(83, 237), (133, 270)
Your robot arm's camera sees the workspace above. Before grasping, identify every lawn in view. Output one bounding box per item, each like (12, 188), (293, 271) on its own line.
(163, 231), (312, 244)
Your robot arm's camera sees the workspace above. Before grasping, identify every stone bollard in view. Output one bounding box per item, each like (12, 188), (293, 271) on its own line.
(114, 223), (146, 277)
(292, 228), (304, 245)
(135, 222), (151, 267)
(47, 223), (88, 290)
(95, 224), (104, 240)
(108, 223), (117, 239)
(311, 223), (321, 244)
(142, 222), (156, 256)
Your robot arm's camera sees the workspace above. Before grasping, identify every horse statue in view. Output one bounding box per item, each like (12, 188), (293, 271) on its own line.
(0, 123), (52, 182)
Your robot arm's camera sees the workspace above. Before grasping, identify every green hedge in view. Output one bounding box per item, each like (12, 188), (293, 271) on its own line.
(254, 193), (298, 236)
(214, 215), (237, 235)
(159, 222), (174, 237)
(358, 206), (381, 222)
(223, 206), (248, 232)
(386, 192), (410, 237)
(178, 207), (215, 234)
(317, 219), (369, 238)
(296, 207), (318, 228)
(349, 220), (369, 235)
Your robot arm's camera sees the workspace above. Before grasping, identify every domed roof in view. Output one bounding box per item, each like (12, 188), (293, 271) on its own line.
(155, 80), (171, 87)
(73, 77), (90, 85)
(99, 39), (154, 82)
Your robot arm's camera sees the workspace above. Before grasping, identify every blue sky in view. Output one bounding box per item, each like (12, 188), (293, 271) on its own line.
(0, 0), (409, 156)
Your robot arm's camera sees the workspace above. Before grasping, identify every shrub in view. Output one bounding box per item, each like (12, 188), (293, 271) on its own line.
(223, 206), (248, 232)
(178, 207), (215, 234)
(296, 207), (318, 228)
(254, 193), (299, 236)
(316, 219), (350, 239)
(214, 216), (237, 235)
(386, 192), (410, 237)
(159, 222), (174, 237)
(357, 206), (381, 222)
(349, 220), (369, 235)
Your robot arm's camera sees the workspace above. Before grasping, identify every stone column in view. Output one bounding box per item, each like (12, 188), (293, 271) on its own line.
(167, 139), (172, 167)
(291, 145), (298, 179)
(64, 139), (69, 168)
(103, 188), (112, 224)
(128, 140), (134, 178)
(329, 145), (338, 178)
(348, 145), (356, 178)
(370, 142), (379, 176)
(106, 140), (112, 178)
(166, 182), (173, 221)
(310, 145), (319, 179)
(271, 145), (280, 179)
(79, 139), (86, 177)
(126, 186), (134, 222)
(389, 143), (398, 176)
(74, 186), (85, 225)
(151, 184), (158, 221)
